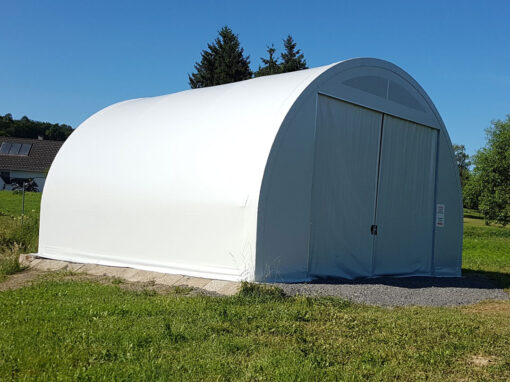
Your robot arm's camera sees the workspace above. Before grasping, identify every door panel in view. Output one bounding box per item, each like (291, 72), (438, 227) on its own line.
(309, 96), (382, 278)
(372, 115), (437, 275)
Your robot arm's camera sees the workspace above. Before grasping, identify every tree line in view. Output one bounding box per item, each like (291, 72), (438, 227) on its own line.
(454, 115), (510, 226)
(189, 26), (307, 88)
(0, 113), (73, 141)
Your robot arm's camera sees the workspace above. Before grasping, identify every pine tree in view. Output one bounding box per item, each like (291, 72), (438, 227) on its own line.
(254, 44), (282, 77)
(280, 35), (307, 73)
(188, 26), (252, 88)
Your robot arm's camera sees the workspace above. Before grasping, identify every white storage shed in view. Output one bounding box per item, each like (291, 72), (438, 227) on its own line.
(39, 58), (462, 282)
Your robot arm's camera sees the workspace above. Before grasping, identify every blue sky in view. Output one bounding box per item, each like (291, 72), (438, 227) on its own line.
(1, 0), (509, 155)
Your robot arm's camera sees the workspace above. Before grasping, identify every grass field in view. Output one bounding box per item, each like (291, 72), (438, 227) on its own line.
(463, 220), (510, 290)
(0, 191), (509, 380)
(0, 191), (40, 281)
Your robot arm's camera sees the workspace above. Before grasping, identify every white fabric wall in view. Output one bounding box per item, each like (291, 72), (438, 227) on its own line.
(254, 92), (319, 281)
(432, 131), (463, 276)
(255, 59), (462, 281)
(39, 65), (332, 281)
(309, 97), (382, 279)
(372, 116), (437, 276)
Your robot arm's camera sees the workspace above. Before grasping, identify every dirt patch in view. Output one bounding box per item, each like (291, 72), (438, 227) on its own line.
(0, 269), (44, 291)
(462, 300), (510, 317)
(56, 272), (217, 296)
(0, 269), (219, 297)
(468, 355), (499, 367)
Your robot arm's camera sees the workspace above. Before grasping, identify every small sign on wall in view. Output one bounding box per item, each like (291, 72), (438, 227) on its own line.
(436, 204), (445, 227)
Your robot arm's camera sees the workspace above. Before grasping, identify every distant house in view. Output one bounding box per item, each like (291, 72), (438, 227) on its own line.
(0, 137), (63, 192)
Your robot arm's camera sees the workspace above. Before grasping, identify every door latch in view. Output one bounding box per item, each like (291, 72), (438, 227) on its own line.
(370, 225), (378, 235)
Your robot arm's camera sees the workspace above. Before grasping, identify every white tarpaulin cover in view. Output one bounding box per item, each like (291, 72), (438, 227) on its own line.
(39, 58), (462, 282)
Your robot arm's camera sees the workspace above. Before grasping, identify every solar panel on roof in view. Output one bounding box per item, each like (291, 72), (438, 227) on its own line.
(18, 143), (32, 156)
(8, 143), (21, 155)
(0, 142), (33, 156)
(0, 143), (11, 154)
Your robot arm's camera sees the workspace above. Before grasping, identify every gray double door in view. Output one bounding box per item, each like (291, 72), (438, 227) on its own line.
(309, 95), (437, 278)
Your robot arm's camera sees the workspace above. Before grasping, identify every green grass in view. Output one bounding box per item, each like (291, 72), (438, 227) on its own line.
(0, 280), (509, 381)
(463, 208), (484, 220)
(0, 191), (41, 280)
(463, 211), (510, 291)
(0, 190), (41, 217)
(0, 192), (509, 380)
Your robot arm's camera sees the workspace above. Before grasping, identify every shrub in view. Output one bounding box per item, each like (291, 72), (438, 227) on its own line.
(0, 243), (25, 280)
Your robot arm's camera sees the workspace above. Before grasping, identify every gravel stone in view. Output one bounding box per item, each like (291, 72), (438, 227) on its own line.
(275, 275), (509, 307)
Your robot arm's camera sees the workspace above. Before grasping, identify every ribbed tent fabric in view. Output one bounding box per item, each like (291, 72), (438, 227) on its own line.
(39, 58), (462, 282)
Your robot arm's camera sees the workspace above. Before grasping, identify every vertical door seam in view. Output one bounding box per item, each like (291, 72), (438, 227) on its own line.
(305, 92), (321, 278)
(370, 114), (385, 276)
(430, 129), (440, 275)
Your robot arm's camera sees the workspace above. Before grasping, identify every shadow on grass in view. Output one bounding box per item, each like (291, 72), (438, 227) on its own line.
(462, 269), (510, 290)
(464, 212), (484, 220)
(463, 208), (483, 220)
(300, 272), (510, 290)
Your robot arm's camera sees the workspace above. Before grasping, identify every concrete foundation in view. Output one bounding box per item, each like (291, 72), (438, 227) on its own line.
(19, 254), (241, 296)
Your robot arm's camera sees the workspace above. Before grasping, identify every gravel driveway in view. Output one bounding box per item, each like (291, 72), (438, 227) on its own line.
(276, 275), (509, 307)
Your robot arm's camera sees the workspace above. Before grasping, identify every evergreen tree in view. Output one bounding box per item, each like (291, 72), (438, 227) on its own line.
(254, 44), (281, 77)
(280, 35), (307, 73)
(189, 26), (252, 88)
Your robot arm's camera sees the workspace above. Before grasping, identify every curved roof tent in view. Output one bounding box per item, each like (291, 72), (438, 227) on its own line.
(39, 58), (462, 282)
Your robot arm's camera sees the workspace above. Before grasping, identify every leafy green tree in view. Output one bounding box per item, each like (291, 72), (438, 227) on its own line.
(463, 174), (482, 210)
(469, 116), (510, 225)
(45, 125), (73, 141)
(189, 26), (252, 88)
(254, 44), (282, 77)
(0, 114), (72, 141)
(280, 35), (307, 73)
(452, 144), (471, 189)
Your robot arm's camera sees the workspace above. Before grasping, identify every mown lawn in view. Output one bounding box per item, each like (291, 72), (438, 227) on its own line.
(463, 214), (510, 291)
(0, 280), (508, 381)
(0, 191), (41, 217)
(0, 191), (509, 380)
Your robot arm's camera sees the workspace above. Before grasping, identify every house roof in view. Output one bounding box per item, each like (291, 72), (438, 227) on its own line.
(0, 137), (64, 173)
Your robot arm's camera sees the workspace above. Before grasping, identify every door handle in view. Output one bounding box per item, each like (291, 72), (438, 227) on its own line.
(370, 225), (378, 235)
